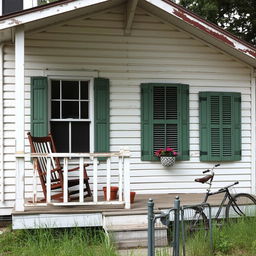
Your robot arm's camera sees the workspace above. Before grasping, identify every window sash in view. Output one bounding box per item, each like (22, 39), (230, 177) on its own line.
(50, 79), (91, 153)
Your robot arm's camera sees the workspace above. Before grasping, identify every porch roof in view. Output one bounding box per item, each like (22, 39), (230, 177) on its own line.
(0, 0), (255, 67)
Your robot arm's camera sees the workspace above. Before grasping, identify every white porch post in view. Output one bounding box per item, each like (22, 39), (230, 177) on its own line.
(124, 157), (130, 209)
(15, 26), (25, 212)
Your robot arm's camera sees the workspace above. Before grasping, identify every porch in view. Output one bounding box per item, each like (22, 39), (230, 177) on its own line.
(12, 193), (224, 248)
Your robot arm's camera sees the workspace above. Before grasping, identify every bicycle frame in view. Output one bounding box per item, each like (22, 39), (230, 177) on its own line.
(203, 185), (233, 219)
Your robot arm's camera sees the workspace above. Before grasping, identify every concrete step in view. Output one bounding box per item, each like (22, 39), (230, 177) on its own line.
(103, 211), (168, 249)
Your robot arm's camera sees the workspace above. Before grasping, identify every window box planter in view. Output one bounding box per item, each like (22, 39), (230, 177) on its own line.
(160, 156), (176, 167)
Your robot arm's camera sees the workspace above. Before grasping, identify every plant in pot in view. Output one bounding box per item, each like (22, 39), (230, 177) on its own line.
(155, 147), (178, 167)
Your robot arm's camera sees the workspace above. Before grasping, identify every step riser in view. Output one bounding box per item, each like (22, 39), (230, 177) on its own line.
(110, 229), (167, 241)
(104, 215), (148, 227)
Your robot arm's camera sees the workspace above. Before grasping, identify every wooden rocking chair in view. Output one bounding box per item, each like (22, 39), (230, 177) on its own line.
(27, 132), (92, 202)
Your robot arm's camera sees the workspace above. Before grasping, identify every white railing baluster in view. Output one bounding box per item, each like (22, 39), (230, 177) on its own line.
(79, 157), (84, 203)
(46, 157), (51, 203)
(93, 157), (98, 202)
(63, 157), (68, 203)
(22, 151), (130, 208)
(32, 158), (37, 204)
(124, 157), (130, 209)
(106, 157), (111, 201)
(118, 155), (123, 202)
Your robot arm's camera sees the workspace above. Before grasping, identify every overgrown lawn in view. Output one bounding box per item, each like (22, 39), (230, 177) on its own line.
(0, 227), (118, 256)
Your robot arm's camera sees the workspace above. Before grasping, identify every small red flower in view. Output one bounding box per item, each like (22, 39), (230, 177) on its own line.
(154, 147), (178, 157)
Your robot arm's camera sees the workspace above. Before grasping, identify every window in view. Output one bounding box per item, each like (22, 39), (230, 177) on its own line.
(199, 92), (241, 161)
(50, 80), (91, 153)
(141, 83), (189, 161)
(31, 77), (110, 154)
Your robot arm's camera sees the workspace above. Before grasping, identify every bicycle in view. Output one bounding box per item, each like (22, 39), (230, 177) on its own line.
(184, 164), (256, 233)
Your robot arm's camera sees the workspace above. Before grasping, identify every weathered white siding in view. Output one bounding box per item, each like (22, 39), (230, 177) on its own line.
(1, 4), (254, 213)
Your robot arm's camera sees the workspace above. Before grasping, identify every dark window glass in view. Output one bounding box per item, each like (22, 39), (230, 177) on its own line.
(51, 80), (60, 99)
(81, 102), (89, 119)
(51, 122), (69, 153)
(3, 0), (23, 15)
(72, 122), (90, 152)
(62, 81), (79, 99)
(62, 101), (79, 118)
(51, 101), (60, 119)
(81, 81), (89, 99)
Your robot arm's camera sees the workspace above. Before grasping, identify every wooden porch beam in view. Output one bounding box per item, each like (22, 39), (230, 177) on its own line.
(125, 0), (139, 35)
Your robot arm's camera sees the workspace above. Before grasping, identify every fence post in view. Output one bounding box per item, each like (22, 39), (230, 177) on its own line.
(173, 196), (180, 256)
(148, 198), (155, 256)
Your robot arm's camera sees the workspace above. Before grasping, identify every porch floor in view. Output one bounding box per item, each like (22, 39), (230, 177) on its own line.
(12, 193), (224, 216)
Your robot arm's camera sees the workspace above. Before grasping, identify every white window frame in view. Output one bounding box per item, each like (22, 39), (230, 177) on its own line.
(48, 76), (94, 153)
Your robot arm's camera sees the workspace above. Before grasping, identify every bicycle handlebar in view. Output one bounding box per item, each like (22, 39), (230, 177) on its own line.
(202, 163), (220, 174)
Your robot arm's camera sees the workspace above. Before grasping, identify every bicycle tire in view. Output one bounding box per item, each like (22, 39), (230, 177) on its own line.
(183, 207), (209, 236)
(225, 193), (256, 219)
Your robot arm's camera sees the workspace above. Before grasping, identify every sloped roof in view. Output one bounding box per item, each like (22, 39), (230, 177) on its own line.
(0, 0), (255, 67)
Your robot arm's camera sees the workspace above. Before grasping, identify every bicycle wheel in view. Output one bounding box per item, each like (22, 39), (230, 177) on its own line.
(182, 207), (209, 236)
(226, 193), (256, 218)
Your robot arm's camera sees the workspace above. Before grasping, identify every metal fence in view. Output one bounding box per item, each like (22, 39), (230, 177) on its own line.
(148, 196), (213, 256)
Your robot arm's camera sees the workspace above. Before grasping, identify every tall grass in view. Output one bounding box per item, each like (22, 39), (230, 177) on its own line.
(0, 227), (118, 256)
(186, 217), (256, 256)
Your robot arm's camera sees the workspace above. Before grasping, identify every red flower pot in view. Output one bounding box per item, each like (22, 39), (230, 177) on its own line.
(103, 186), (119, 200)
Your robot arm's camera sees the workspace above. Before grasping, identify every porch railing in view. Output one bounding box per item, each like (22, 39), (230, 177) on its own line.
(15, 149), (130, 211)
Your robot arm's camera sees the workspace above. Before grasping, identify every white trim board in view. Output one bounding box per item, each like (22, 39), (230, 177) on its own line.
(12, 212), (103, 229)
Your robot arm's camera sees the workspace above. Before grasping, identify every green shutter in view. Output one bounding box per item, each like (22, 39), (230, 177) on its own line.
(141, 84), (153, 160)
(141, 83), (189, 161)
(232, 93), (241, 161)
(31, 77), (48, 136)
(94, 78), (110, 155)
(200, 92), (241, 161)
(178, 84), (189, 160)
(199, 92), (210, 161)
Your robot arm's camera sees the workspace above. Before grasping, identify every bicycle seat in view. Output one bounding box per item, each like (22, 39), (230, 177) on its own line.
(195, 175), (213, 183)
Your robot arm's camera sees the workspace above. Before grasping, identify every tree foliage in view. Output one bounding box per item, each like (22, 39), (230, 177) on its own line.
(179, 0), (256, 46)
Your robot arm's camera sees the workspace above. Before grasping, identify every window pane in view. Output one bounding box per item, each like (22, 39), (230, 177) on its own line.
(81, 81), (89, 99)
(51, 80), (60, 99)
(62, 101), (79, 118)
(62, 81), (79, 99)
(51, 101), (60, 119)
(72, 122), (90, 152)
(51, 122), (69, 152)
(81, 102), (89, 119)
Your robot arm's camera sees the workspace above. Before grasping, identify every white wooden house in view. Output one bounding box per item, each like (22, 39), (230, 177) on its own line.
(0, 0), (255, 231)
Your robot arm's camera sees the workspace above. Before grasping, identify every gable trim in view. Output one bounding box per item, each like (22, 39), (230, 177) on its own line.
(144, 0), (256, 59)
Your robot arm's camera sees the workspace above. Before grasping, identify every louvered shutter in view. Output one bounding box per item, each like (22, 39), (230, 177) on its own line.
(31, 77), (48, 136)
(94, 78), (110, 156)
(200, 92), (241, 161)
(141, 83), (189, 161)
(141, 84), (153, 160)
(153, 86), (179, 158)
